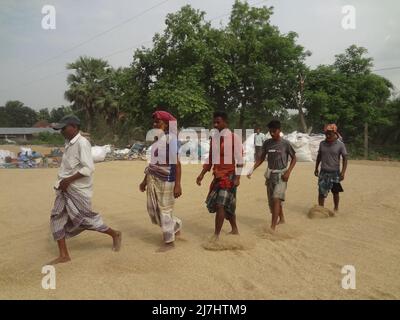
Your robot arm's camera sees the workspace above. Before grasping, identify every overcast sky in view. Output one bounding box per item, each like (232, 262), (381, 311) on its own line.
(1, 0), (399, 110)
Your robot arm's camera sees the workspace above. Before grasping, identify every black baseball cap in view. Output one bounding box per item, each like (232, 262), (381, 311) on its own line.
(53, 115), (81, 130)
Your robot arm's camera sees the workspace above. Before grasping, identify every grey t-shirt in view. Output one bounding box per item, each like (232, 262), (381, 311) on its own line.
(318, 140), (348, 172)
(262, 138), (296, 170)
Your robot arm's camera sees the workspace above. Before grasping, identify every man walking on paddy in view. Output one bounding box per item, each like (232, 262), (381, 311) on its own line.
(247, 120), (297, 231)
(139, 110), (183, 251)
(196, 111), (243, 239)
(314, 124), (348, 213)
(48, 115), (121, 265)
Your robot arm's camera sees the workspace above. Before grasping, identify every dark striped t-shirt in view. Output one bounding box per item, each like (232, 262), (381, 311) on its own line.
(262, 138), (296, 170)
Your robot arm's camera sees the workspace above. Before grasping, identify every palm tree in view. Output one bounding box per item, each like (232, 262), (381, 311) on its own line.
(64, 56), (112, 132)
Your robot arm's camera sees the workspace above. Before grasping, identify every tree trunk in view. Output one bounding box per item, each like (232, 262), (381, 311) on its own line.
(298, 106), (308, 133)
(364, 122), (368, 159)
(240, 97), (246, 129)
(296, 74), (308, 133)
(85, 107), (92, 133)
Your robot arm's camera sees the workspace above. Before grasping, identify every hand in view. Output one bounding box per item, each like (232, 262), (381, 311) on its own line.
(59, 178), (72, 192)
(196, 174), (204, 186)
(174, 184), (182, 198)
(234, 176), (241, 187)
(314, 169), (319, 177)
(247, 173), (252, 179)
(340, 172), (345, 181)
(281, 172), (290, 182)
(139, 181), (147, 192)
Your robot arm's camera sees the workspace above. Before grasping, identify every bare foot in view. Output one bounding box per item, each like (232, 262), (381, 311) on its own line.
(211, 234), (219, 241)
(270, 225), (276, 232)
(229, 230), (239, 235)
(175, 231), (188, 241)
(278, 217), (286, 224)
(46, 256), (71, 265)
(112, 231), (122, 252)
(157, 242), (175, 253)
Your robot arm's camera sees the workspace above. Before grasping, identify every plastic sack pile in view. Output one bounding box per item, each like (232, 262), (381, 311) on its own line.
(91, 144), (147, 162)
(285, 132), (325, 162)
(244, 131), (325, 163)
(0, 147), (44, 168)
(91, 145), (112, 163)
(0, 150), (16, 164)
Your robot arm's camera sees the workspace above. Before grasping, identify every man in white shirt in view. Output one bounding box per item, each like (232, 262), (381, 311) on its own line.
(254, 128), (265, 162)
(48, 115), (121, 265)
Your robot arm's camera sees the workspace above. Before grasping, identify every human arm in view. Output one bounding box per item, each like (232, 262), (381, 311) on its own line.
(174, 160), (182, 197)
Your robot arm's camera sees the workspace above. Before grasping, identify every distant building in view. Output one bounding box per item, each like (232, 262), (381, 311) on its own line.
(0, 127), (58, 141)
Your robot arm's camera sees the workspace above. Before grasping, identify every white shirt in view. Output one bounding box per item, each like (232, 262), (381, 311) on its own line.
(254, 133), (265, 147)
(54, 133), (95, 197)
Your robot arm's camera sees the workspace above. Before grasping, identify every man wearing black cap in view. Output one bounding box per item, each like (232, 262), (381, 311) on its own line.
(48, 115), (121, 264)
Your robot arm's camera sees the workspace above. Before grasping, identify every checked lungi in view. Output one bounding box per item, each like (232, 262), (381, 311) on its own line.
(318, 170), (344, 198)
(205, 174), (237, 217)
(50, 188), (109, 241)
(146, 174), (182, 244)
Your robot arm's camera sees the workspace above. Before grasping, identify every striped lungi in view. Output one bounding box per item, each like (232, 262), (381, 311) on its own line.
(146, 174), (182, 244)
(50, 188), (109, 241)
(205, 174), (237, 217)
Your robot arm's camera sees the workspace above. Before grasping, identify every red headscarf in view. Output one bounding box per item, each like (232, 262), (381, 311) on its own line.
(152, 111), (176, 122)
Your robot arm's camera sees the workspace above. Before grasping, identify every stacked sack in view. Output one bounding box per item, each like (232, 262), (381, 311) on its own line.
(284, 132), (313, 162)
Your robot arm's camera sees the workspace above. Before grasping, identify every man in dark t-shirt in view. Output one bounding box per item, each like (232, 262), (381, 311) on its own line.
(248, 120), (297, 231)
(314, 124), (348, 213)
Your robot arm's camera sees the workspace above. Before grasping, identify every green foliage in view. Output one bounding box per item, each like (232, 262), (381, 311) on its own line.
(128, 1), (307, 130)
(30, 132), (65, 146)
(1, 4), (398, 159)
(0, 101), (37, 127)
(49, 106), (73, 122)
(37, 108), (51, 121)
(305, 46), (393, 146)
(64, 56), (115, 132)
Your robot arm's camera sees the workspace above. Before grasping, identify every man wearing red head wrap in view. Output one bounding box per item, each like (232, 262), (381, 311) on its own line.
(139, 110), (182, 251)
(314, 124), (348, 213)
(152, 110), (176, 123)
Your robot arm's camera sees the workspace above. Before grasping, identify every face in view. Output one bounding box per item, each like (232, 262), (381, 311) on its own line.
(213, 117), (227, 131)
(269, 128), (281, 140)
(153, 118), (167, 131)
(256, 128), (261, 134)
(61, 124), (78, 140)
(325, 130), (337, 142)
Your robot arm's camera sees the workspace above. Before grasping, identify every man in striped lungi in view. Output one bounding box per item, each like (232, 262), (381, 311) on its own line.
(48, 115), (121, 265)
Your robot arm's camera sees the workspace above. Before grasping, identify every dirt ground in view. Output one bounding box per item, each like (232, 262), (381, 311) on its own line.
(0, 158), (399, 299)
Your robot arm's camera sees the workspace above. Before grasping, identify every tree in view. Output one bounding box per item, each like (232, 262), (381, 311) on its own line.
(49, 106), (73, 123)
(129, 2), (308, 130)
(65, 56), (114, 132)
(37, 108), (51, 122)
(1, 101), (37, 127)
(226, 1), (309, 128)
(0, 106), (9, 126)
(378, 98), (400, 145)
(305, 45), (392, 157)
(334, 45), (373, 75)
(132, 5), (215, 127)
